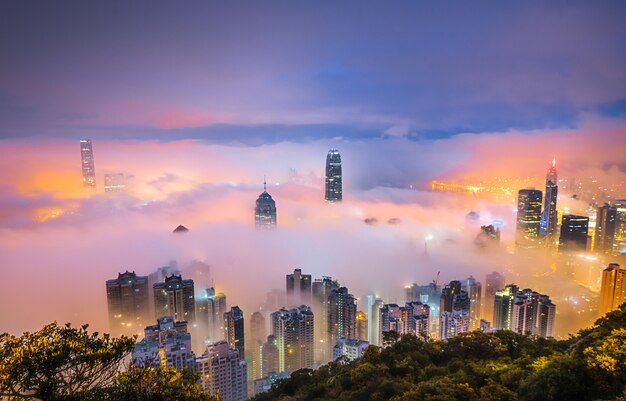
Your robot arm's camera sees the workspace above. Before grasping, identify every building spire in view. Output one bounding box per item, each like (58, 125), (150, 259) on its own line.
(263, 175), (267, 192)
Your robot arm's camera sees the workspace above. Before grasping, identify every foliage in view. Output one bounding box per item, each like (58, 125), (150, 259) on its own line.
(252, 303), (626, 401)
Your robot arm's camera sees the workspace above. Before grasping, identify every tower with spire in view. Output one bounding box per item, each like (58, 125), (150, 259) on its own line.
(540, 158), (558, 239)
(255, 178), (277, 229)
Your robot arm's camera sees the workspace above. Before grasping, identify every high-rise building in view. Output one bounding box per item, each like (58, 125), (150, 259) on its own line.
(462, 276), (482, 331)
(540, 158), (558, 239)
(270, 306), (314, 373)
(328, 287), (357, 349)
(355, 311), (368, 341)
(196, 341), (247, 401)
(311, 276), (339, 364)
(379, 302), (430, 341)
(255, 180), (277, 229)
(558, 214), (589, 252)
(439, 311), (470, 340)
(368, 296), (384, 346)
(325, 148), (342, 202)
(474, 225), (501, 247)
(614, 200), (626, 255)
(516, 189), (543, 247)
(599, 263), (626, 316)
(286, 269), (312, 306)
(153, 274), (196, 324)
(80, 139), (96, 188)
(249, 312), (266, 381)
(511, 289), (556, 338)
(260, 335), (279, 377)
(132, 316), (195, 371)
(438, 280), (470, 340)
(483, 272), (505, 325)
(595, 204), (617, 254)
(105, 270), (150, 337)
(493, 284), (519, 330)
(196, 288), (228, 343)
(224, 306), (245, 360)
(405, 282), (441, 337)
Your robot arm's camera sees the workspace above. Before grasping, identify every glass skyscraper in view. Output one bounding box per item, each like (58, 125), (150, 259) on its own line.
(255, 180), (277, 229)
(80, 139), (96, 187)
(516, 189), (543, 247)
(540, 159), (558, 239)
(325, 148), (342, 202)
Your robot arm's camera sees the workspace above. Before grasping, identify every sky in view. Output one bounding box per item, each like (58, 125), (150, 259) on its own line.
(1, 2), (626, 338)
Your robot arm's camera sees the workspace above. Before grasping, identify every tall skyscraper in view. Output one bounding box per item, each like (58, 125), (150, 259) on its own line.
(595, 203), (617, 254)
(328, 287), (357, 354)
(255, 180), (277, 229)
(511, 289), (556, 338)
(540, 158), (558, 239)
(599, 263), (626, 316)
(355, 311), (368, 341)
(325, 148), (342, 202)
(311, 276), (339, 364)
(614, 200), (626, 255)
(224, 306), (245, 360)
(286, 268), (312, 306)
(493, 284), (519, 330)
(368, 296), (384, 346)
(196, 287), (228, 343)
(558, 214), (589, 252)
(153, 274), (196, 324)
(516, 189), (543, 247)
(439, 280), (470, 340)
(132, 316), (195, 371)
(483, 272), (505, 325)
(106, 271), (150, 337)
(462, 276), (482, 331)
(196, 341), (248, 401)
(260, 335), (279, 377)
(249, 312), (266, 380)
(270, 306), (314, 373)
(80, 139), (96, 188)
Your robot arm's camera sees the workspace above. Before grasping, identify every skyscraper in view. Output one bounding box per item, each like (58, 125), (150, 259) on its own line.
(105, 271), (150, 337)
(132, 316), (195, 371)
(595, 203), (617, 254)
(255, 180), (277, 229)
(286, 268), (312, 306)
(312, 276), (339, 363)
(540, 158), (558, 239)
(197, 288), (228, 342)
(614, 200), (626, 255)
(558, 214), (589, 252)
(483, 272), (505, 325)
(196, 341), (248, 401)
(462, 276), (482, 331)
(224, 306), (245, 360)
(260, 335), (279, 377)
(511, 289), (556, 338)
(270, 306), (314, 373)
(599, 263), (626, 316)
(368, 296), (384, 346)
(325, 148), (342, 202)
(439, 280), (471, 340)
(516, 189), (543, 247)
(80, 139), (96, 188)
(355, 311), (368, 342)
(249, 312), (266, 380)
(328, 287), (357, 351)
(153, 274), (196, 324)
(493, 284), (519, 330)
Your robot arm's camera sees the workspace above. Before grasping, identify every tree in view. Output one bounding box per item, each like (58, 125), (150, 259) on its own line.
(0, 322), (135, 400)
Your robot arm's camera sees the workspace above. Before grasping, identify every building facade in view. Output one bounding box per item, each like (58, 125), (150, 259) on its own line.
(270, 306), (315, 373)
(325, 149), (342, 202)
(106, 270), (150, 337)
(153, 274), (196, 324)
(599, 263), (626, 316)
(255, 181), (277, 229)
(516, 189), (543, 247)
(197, 341), (247, 401)
(80, 139), (96, 187)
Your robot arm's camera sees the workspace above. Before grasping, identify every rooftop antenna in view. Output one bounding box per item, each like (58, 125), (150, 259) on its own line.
(264, 175), (267, 192)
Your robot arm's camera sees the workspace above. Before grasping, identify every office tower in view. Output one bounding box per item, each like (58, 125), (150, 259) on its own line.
(153, 274), (196, 324)
(328, 287), (357, 351)
(196, 341), (247, 401)
(249, 312), (266, 381)
(614, 200), (626, 255)
(595, 204), (617, 254)
(197, 288), (228, 342)
(462, 276), (482, 330)
(255, 180), (277, 229)
(104, 173), (125, 193)
(558, 215), (589, 252)
(483, 272), (505, 325)
(356, 311), (368, 341)
(325, 148), (342, 202)
(286, 268), (312, 306)
(540, 158), (558, 239)
(511, 289), (556, 338)
(224, 306), (245, 360)
(369, 297), (384, 346)
(493, 284), (519, 330)
(105, 270), (150, 337)
(271, 306), (315, 373)
(516, 189), (543, 246)
(332, 338), (369, 361)
(599, 264), (626, 316)
(132, 316), (195, 371)
(79, 139), (96, 188)
(260, 335), (279, 377)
